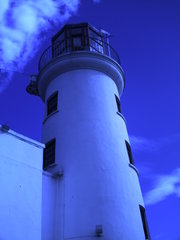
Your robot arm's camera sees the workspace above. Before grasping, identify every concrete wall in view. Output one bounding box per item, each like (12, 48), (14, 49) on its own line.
(41, 172), (60, 240)
(41, 69), (146, 240)
(0, 128), (44, 240)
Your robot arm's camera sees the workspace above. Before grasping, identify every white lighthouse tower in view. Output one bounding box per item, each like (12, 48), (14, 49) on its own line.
(27, 23), (150, 240)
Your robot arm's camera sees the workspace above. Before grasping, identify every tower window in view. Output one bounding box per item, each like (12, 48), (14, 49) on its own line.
(125, 140), (134, 165)
(139, 205), (151, 239)
(43, 138), (56, 169)
(72, 35), (82, 49)
(115, 94), (121, 113)
(47, 92), (58, 116)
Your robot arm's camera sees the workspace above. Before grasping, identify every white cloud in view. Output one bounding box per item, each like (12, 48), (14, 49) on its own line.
(0, 0), (80, 92)
(0, 71), (13, 93)
(0, 0), (10, 22)
(129, 133), (180, 153)
(144, 168), (180, 205)
(13, 3), (39, 34)
(129, 135), (157, 152)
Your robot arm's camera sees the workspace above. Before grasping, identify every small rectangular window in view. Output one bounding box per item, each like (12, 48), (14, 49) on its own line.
(43, 138), (56, 169)
(125, 140), (134, 165)
(139, 205), (151, 239)
(115, 94), (121, 113)
(47, 92), (58, 116)
(72, 35), (82, 49)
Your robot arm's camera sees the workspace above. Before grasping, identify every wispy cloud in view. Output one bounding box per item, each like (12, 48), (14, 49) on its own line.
(144, 168), (180, 205)
(129, 133), (180, 152)
(129, 135), (157, 152)
(0, 0), (80, 92)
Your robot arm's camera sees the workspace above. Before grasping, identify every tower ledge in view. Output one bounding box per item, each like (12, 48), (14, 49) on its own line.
(37, 51), (125, 101)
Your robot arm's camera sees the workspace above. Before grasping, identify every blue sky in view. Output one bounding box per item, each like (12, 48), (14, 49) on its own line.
(0, 0), (180, 239)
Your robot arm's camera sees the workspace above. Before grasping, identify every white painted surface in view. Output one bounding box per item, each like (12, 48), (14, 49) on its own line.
(37, 51), (125, 101)
(41, 66), (146, 239)
(0, 129), (44, 240)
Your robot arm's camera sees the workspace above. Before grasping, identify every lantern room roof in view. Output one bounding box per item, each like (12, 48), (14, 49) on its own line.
(52, 22), (102, 43)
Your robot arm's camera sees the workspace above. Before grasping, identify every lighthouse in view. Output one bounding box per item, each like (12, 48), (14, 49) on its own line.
(27, 23), (150, 240)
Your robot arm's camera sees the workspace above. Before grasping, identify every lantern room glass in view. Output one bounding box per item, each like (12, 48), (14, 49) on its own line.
(51, 23), (105, 55)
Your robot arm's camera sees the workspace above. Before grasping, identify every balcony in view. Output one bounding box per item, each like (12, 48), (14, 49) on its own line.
(38, 23), (120, 71)
(27, 23), (122, 96)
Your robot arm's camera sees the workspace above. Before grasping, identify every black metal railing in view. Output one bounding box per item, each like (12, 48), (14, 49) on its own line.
(38, 37), (120, 71)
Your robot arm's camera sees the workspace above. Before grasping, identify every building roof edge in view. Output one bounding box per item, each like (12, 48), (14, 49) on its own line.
(0, 124), (45, 149)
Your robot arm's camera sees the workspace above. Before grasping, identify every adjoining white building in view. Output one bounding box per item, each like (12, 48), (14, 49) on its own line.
(0, 125), (44, 240)
(0, 23), (151, 240)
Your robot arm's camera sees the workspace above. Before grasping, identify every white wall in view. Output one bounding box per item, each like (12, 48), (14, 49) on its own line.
(0, 128), (44, 240)
(41, 69), (146, 240)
